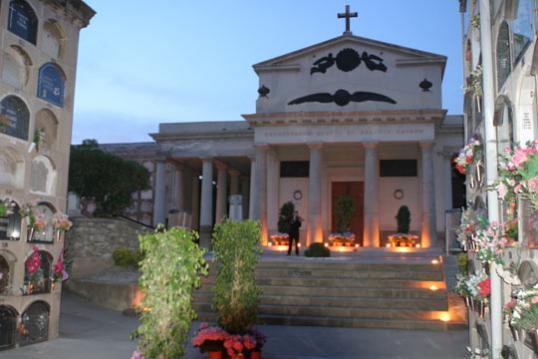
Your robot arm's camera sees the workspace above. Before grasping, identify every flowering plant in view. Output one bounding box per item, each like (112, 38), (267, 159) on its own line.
(249, 327), (266, 351)
(455, 273), (488, 300)
(456, 207), (480, 250)
(454, 137), (482, 175)
(26, 246), (42, 275)
(269, 233), (289, 246)
(52, 212), (72, 232)
(192, 323), (229, 353)
(504, 285), (538, 331)
(497, 141), (538, 210)
(223, 334), (257, 359)
(20, 202), (47, 231)
(472, 218), (514, 265)
(328, 231), (356, 246)
(52, 252), (69, 283)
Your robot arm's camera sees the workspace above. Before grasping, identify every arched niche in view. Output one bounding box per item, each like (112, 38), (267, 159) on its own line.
(0, 95), (30, 141)
(30, 156), (56, 196)
(30, 202), (56, 243)
(0, 200), (22, 240)
(0, 305), (17, 350)
(494, 95), (514, 154)
(37, 63), (66, 107)
(35, 109), (58, 150)
(496, 21), (512, 90)
(0, 255), (9, 294)
(42, 20), (64, 59)
(18, 301), (49, 346)
(23, 250), (52, 295)
(8, 0), (38, 45)
(512, 0), (533, 63)
(2, 45), (31, 88)
(0, 149), (24, 189)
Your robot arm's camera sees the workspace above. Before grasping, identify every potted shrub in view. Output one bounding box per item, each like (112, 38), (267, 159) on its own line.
(387, 206), (418, 247)
(131, 227), (208, 359)
(304, 243), (331, 257)
(328, 195), (356, 247)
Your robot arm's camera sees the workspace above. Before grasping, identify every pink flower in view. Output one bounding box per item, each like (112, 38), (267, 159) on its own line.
(513, 148), (529, 168)
(532, 296), (538, 304)
(497, 183), (508, 199)
(528, 177), (538, 193)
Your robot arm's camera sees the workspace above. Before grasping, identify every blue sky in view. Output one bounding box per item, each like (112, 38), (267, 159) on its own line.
(73, 1), (463, 144)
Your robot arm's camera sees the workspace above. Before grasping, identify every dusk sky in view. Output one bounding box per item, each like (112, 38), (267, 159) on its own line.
(72, 1), (463, 144)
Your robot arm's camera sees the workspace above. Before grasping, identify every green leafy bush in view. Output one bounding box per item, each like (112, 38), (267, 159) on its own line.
(277, 201), (294, 233)
(213, 220), (262, 334)
(335, 195), (355, 233)
(304, 243), (331, 257)
(396, 205), (411, 234)
(133, 227), (207, 359)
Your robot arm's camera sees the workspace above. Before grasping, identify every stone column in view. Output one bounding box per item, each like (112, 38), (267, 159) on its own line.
(199, 158), (214, 249)
(191, 174), (200, 230)
(363, 142), (380, 247)
(241, 177), (250, 219)
(420, 141), (437, 247)
(229, 169), (240, 195)
(215, 163), (228, 224)
(153, 160), (167, 226)
(174, 164), (185, 211)
(253, 146), (268, 244)
(248, 156), (256, 220)
(308, 144), (323, 245)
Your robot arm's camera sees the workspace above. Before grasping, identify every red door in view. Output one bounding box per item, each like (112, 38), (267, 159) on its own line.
(331, 182), (364, 244)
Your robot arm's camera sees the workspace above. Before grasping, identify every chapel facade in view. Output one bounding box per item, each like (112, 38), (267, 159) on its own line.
(0, 0), (94, 350)
(106, 19), (465, 250)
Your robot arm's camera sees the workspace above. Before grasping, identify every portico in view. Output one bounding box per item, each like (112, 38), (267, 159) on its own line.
(149, 26), (464, 250)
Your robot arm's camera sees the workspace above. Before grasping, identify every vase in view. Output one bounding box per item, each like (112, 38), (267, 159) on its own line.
(250, 351), (261, 359)
(208, 351), (222, 359)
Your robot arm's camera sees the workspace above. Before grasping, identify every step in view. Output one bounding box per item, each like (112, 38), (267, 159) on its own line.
(196, 284), (447, 300)
(254, 260), (441, 272)
(193, 292), (448, 311)
(253, 268), (443, 281)
(195, 312), (460, 331)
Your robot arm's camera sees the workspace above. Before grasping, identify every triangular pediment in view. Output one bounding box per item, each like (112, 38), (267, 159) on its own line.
(253, 34), (446, 74)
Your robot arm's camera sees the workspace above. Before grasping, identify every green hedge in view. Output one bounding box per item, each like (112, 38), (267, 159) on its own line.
(304, 243), (331, 257)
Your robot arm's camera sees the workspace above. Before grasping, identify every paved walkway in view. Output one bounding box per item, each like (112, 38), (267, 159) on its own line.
(2, 292), (469, 359)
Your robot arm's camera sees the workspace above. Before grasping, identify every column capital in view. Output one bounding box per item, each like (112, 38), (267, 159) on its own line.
(419, 141), (435, 150)
(214, 160), (227, 171)
(229, 169), (240, 177)
(308, 143), (323, 150)
(255, 144), (270, 152)
(363, 141), (378, 149)
(200, 156), (213, 163)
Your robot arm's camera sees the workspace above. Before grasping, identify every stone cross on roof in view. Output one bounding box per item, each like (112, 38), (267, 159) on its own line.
(337, 5), (358, 35)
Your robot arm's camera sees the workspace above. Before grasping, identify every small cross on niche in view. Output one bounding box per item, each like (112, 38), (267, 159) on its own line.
(338, 5), (358, 35)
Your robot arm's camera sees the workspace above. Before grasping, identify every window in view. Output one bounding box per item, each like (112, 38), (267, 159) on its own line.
(497, 22), (512, 90)
(513, 0), (534, 63)
(37, 63), (65, 107)
(8, 0), (37, 45)
(0, 95), (29, 140)
(280, 161), (309, 177)
(379, 160), (417, 177)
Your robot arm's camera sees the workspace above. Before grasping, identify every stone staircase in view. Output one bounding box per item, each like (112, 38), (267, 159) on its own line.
(194, 256), (460, 331)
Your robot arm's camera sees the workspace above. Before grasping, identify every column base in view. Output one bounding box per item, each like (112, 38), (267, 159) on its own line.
(199, 225), (213, 249)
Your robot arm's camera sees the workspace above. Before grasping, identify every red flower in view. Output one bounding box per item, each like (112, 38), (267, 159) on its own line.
(478, 278), (491, 298)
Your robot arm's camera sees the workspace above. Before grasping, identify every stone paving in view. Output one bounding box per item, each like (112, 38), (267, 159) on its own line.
(2, 292), (469, 359)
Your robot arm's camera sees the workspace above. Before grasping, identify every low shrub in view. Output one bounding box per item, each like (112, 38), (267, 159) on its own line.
(112, 248), (141, 267)
(304, 243), (331, 257)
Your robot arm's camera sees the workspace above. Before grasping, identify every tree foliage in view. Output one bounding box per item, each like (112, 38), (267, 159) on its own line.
(396, 205), (411, 234)
(277, 201), (295, 233)
(212, 220), (262, 334)
(134, 227), (207, 359)
(335, 195), (355, 233)
(68, 139), (150, 216)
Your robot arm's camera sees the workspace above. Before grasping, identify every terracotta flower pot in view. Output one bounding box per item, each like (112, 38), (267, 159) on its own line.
(208, 351), (223, 359)
(250, 351), (261, 359)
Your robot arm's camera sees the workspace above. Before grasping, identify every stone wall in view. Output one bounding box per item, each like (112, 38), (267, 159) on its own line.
(65, 217), (150, 279)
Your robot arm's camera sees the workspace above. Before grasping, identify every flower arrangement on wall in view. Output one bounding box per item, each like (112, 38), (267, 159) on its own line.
(504, 285), (538, 332)
(454, 136), (482, 175)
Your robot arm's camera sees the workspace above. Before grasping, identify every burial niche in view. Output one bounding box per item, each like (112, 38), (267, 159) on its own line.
(0, 149), (24, 188)
(42, 20), (64, 59)
(29, 203), (55, 243)
(496, 22), (511, 90)
(35, 109), (58, 150)
(0, 95), (30, 140)
(2, 45), (31, 88)
(0, 201), (22, 241)
(0, 306), (17, 351)
(8, 0), (38, 44)
(23, 250), (52, 295)
(0, 255), (9, 294)
(18, 301), (49, 346)
(30, 156), (56, 196)
(37, 63), (66, 107)
(512, 0), (533, 63)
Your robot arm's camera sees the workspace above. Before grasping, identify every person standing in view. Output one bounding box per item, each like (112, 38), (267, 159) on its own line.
(288, 210), (302, 256)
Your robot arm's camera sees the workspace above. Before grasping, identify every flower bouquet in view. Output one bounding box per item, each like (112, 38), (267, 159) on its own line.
(472, 217), (515, 266)
(51, 252), (69, 289)
(454, 136), (482, 175)
(52, 212), (72, 241)
(21, 203), (47, 242)
(504, 285), (538, 348)
(223, 334), (257, 359)
(269, 233), (289, 246)
(455, 273), (490, 317)
(328, 232), (356, 247)
(456, 206), (480, 251)
(23, 246), (43, 295)
(192, 323), (229, 357)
